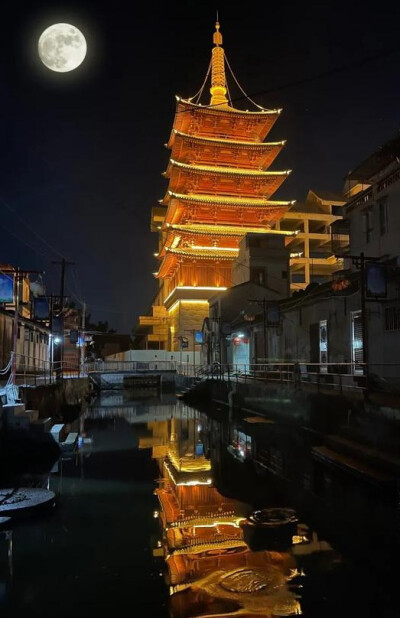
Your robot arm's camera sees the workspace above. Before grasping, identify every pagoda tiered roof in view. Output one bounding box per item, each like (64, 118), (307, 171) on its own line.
(162, 192), (292, 228)
(162, 191), (294, 208)
(164, 159), (291, 199)
(169, 130), (286, 169)
(168, 223), (294, 237)
(155, 248), (234, 279)
(169, 97), (282, 143)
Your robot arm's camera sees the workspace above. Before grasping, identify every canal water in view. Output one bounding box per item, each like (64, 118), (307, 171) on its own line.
(0, 390), (397, 617)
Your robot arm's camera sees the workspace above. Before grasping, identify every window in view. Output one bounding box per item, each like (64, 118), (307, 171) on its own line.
(379, 198), (388, 236)
(363, 209), (373, 243)
(385, 306), (400, 330)
(319, 320), (328, 372)
(250, 267), (265, 286)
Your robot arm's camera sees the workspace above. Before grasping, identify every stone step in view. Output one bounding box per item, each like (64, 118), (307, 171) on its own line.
(49, 423), (66, 443)
(30, 417), (53, 433)
(312, 445), (395, 486)
(326, 434), (400, 476)
(61, 432), (78, 449)
(25, 409), (39, 422)
(339, 418), (400, 455)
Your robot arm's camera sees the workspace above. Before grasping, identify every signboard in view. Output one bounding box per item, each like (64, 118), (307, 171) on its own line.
(267, 304), (280, 326)
(52, 315), (63, 333)
(194, 330), (203, 344)
(366, 262), (387, 298)
(180, 337), (189, 349)
(0, 274), (14, 303)
(69, 330), (79, 344)
(33, 297), (50, 320)
(153, 306), (167, 317)
(232, 333), (250, 365)
(140, 316), (164, 326)
(221, 322), (232, 335)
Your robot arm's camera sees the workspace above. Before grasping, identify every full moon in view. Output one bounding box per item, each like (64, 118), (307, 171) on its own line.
(38, 23), (87, 72)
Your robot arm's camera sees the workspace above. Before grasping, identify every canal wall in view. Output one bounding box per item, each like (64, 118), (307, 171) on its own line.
(19, 378), (90, 421)
(201, 378), (400, 454)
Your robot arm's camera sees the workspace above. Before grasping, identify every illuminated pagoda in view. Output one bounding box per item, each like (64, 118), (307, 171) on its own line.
(142, 21), (293, 350)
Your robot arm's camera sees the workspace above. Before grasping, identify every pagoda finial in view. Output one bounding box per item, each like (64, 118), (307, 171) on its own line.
(210, 19), (228, 107)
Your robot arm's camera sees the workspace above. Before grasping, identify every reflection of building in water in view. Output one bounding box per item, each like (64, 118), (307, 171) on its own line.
(147, 408), (304, 617)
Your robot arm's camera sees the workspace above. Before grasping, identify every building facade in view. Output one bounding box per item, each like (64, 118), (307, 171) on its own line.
(209, 136), (400, 382)
(273, 189), (347, 290)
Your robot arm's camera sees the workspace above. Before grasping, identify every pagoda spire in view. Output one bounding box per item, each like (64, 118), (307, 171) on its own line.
(210, 20), (228, 107)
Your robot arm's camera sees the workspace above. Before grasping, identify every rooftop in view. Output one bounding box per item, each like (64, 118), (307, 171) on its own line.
(346, 134), (400, 182)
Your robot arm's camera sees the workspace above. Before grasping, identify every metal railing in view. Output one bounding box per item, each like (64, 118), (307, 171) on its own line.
(191, 362), (369, 393)
(0, 353), (86, 387)
(84, 360), (178, 373)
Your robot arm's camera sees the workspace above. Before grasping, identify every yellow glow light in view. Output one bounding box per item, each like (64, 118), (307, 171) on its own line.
(190, 245), (239, 252)
(168, 299), (209, 314)
(164, 460), (212, 487)
(192, 519), (245, 530)
(169, 158), (292, 177)
(164, 286), (227, 305)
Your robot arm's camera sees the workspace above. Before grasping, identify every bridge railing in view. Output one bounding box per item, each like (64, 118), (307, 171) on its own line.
(85, 360), (178, 373)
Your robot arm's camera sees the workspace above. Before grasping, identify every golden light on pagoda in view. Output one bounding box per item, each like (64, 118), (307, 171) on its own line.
(143, 19), (294, 349)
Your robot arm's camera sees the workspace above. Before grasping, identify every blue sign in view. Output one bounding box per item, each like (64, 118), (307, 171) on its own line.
(366, 263), (387, 298)
(267, 304), (280, 326)
(33, 297), (50, 320)
(194, 330), (203, 344)
(0, 274), (14, 303)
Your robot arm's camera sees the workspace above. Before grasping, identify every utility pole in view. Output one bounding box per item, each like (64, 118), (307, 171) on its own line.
(185, 329), (197, 375)
(52, 258), (75, 311)
(52, 258), (75, 380)
(80, 299), (86, 377)
(248, 298), (267, 364)
(10, 268), (20, 385)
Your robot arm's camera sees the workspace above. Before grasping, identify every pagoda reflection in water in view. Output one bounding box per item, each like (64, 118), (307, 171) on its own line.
(144, 405), (304, 617)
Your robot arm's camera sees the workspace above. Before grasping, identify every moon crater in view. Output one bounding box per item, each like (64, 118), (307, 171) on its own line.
(38, 24), (87, 73)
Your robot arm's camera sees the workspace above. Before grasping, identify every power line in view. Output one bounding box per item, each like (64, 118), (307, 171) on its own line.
(0, 196), (69, 261)
(175, 44), (400, 113)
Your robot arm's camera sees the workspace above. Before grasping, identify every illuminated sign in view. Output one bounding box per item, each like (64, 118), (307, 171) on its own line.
(33, 297), (50, 320)
(267, 304), (280, 326)
(194, 330), (203, 344)
(366, 262), (387, 298)
(0, 274), (14, 303)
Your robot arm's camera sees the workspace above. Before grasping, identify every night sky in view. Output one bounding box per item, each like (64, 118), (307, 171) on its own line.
(1, 1), (399, 332)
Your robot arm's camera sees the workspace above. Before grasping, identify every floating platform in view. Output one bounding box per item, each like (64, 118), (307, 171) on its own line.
(0, 488), (55, 517)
